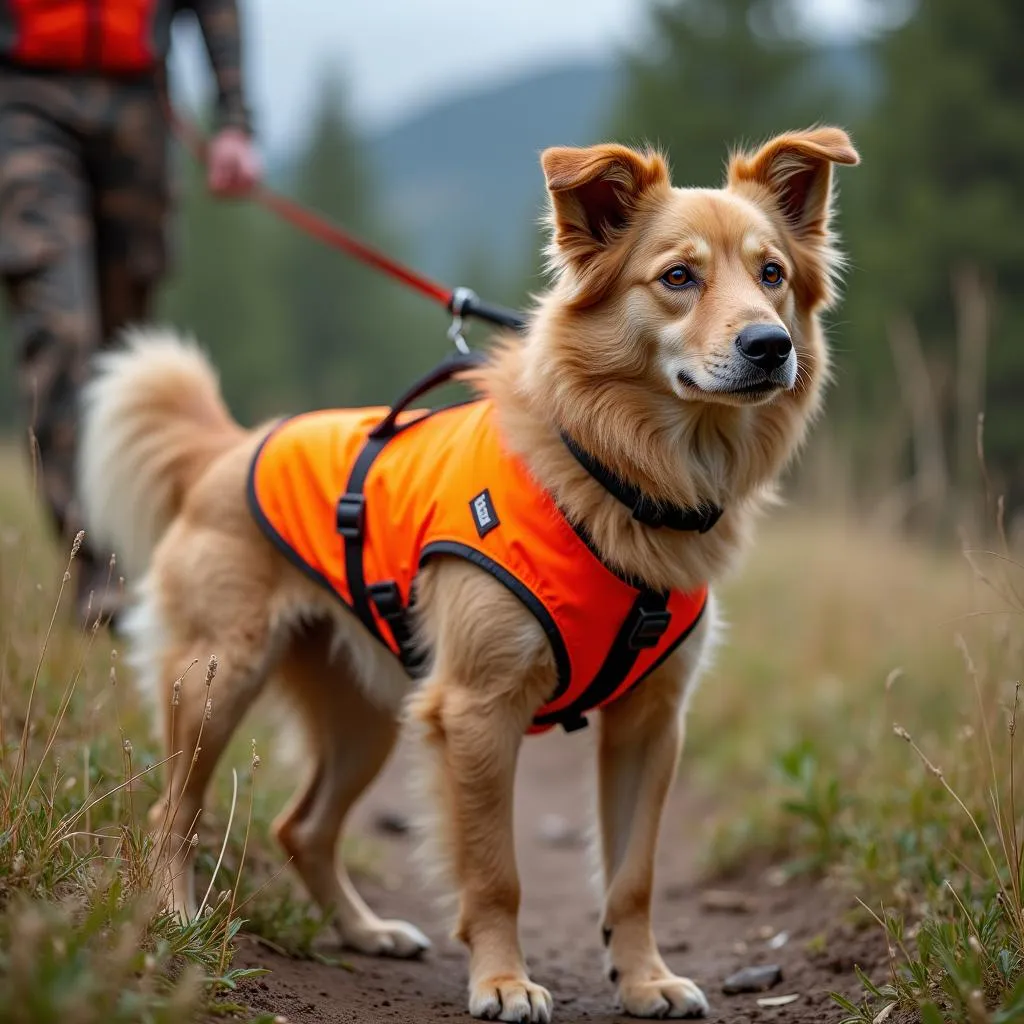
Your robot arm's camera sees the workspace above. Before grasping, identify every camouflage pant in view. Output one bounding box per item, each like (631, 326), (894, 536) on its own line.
(0, 67), (172, 613)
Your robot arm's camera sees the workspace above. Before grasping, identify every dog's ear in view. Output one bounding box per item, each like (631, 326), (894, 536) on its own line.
(728, 127), (859, 307)
(727, 127), (859, 242)
(540, 144), (669, 302)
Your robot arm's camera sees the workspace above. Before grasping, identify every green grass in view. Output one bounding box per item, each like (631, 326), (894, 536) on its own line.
(2, 440), (1023, 1022)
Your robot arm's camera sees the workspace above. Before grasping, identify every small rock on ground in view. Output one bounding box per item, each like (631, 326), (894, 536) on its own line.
(722, 964), (783, 994)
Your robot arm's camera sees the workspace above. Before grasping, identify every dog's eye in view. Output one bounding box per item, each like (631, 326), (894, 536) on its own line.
(661, 265), (695, 290)
(761, 262), (785, 287)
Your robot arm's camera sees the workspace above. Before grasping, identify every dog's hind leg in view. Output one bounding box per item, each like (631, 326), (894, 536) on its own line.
(272, 621), (429, 958)
(140, 620), (281, 920)
(126, 526), (286, 920)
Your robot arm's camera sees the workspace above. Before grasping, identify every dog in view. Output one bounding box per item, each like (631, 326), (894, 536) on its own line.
(77, 126), (858, 1021)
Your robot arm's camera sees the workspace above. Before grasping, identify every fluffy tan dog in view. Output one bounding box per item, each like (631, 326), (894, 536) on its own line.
(78, 126), (858, 1021)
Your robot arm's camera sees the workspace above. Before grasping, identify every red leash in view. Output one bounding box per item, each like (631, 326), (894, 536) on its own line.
(169, 110), (526, 334)
(253, 187), (451, 306)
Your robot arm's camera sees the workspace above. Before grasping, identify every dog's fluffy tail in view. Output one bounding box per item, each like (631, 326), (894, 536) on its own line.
(78, 327), (244, 578)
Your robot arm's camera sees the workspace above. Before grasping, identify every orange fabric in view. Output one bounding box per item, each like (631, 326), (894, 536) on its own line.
(12, 0), (155, 71)
(249, 400), (708, 733)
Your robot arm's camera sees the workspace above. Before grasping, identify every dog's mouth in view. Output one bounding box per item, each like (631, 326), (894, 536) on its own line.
(676, 371), (782, 399)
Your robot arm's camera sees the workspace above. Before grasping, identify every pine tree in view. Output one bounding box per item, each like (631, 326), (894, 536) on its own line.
(609, 0), (847, 189)
(841, 0), (1024, 504)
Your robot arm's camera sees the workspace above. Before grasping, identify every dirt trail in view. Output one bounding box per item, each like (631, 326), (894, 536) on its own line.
(231, 728), (884, 1023)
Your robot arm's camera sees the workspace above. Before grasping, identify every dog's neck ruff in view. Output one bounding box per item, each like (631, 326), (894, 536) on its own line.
(559, 431), (723, 534)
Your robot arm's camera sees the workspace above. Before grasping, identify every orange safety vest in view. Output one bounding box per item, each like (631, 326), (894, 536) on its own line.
(248, 357), (709, 734)
(6, 0), (160, 73)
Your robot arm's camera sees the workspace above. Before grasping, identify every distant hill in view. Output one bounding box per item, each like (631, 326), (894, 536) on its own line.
(266, 46), (876, 296)
(362, 45), (875, 288)
(365, 60), (623, 286)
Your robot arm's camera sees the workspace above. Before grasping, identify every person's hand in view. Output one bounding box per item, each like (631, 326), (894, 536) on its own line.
(207, 128), (261, 198)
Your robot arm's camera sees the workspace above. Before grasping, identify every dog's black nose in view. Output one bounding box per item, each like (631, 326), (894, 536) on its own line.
(735, 323), (792, 372)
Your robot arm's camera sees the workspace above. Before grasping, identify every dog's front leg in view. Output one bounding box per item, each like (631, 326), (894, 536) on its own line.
(414, 677), (552, 1024)
(597, 664), (709, 1019)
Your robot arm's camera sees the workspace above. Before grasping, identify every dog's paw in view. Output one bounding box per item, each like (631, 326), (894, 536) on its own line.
(344, 918), (431, 958)
(617, 973), (709, 1019)
(469, 974), (553, 1022)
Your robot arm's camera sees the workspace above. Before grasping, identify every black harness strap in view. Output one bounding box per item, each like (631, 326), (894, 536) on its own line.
(532, 588), (671, 733)
(337, 435), (390, 645)
(337, 351), (485, 666)
(367, 580), (428, 675)
(369, 351), (488, 440)
(560, 431), (722, 533)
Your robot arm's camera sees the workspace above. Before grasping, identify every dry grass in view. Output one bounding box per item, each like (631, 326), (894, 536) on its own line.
(690, 513), (979, 869)
(685, 501), (1024, 1021)
(0, 444), (369, 1023)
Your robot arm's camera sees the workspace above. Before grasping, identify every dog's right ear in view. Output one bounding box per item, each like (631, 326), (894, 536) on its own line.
(541, 144), (668, 301)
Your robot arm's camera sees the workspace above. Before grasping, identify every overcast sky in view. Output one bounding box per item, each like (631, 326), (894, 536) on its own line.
(170, 0), (886, 155)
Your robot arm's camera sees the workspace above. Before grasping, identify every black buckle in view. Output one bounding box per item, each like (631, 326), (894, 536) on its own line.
(628, 607), (671, 650)
(336, 493), (365, 539)
(560, 714), (589, 733)
(367, 580), (403, 621)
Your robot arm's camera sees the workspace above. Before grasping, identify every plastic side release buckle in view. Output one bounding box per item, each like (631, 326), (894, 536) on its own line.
(628, 608), (671, 650)
(336, 493), (366, 539)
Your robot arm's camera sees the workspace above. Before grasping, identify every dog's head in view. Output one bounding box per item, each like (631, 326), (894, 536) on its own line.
(537, 128), (858, 410)
(524, 128), (859, 503)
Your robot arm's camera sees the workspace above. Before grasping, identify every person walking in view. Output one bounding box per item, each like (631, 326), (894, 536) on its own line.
(0, 0), (261, 626)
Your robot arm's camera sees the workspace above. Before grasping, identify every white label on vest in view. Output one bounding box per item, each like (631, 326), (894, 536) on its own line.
(470, 489), (500, 538)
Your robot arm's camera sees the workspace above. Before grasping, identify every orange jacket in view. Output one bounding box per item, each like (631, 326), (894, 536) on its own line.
(1, 1), (254, 133)
(2, 0), (162, 71)
(248, 373), (708, 734)
(0, 0), (247, 77)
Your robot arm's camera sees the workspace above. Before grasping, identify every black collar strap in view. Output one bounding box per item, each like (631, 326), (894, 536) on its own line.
(560, 431), (723, 533)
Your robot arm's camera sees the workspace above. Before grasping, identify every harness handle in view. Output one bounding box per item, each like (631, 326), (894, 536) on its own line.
(448, 287), (526, 332)
(369, 351), (488, 440)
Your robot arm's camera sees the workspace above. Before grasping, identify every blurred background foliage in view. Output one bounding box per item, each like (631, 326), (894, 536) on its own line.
(1, 0), (1019, 533)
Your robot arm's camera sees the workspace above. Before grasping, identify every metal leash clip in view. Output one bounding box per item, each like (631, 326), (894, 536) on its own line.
(447, 286), (477, 355)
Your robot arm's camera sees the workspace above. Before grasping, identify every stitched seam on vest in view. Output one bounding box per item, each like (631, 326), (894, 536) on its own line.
(418, 540), (571, 701)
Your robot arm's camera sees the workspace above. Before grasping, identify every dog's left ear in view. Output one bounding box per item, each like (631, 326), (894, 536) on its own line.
(729, 127), (859, 307)
(727, 127), (859, 241)
(541, 143), (668, 301)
